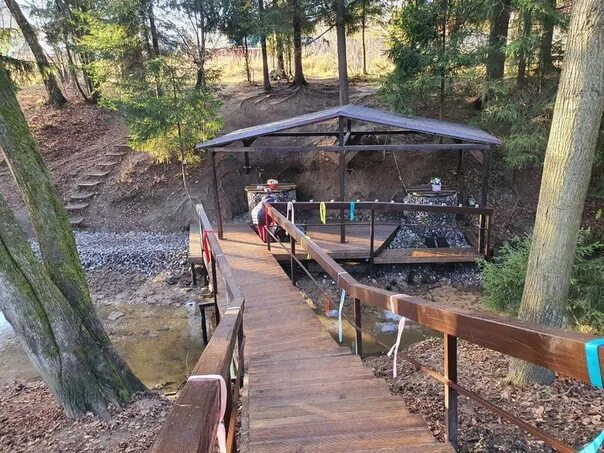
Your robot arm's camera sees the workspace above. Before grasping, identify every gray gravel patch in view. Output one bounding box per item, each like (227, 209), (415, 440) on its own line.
(389, 224), (469, 249)
(30, 232), (188, 275)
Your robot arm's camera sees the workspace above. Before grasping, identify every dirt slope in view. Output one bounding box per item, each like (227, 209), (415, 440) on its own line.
(2, 82), (601, 242)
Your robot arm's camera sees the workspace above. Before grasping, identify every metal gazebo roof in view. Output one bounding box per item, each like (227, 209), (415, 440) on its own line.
(196, 104), (501, 149)
(200, 104), (501, 240)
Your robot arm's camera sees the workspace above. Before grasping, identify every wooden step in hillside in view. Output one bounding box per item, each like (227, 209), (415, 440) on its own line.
(77, 180), (102, 189)
(105, 151), (127, 158)
(70, 192), (95, 201)
(85, 170), (111, 178)
(96, 161), (119, 168)
(69, 217), (84, 227)
(106, 145), (130, 158)
(65, 203), (89, 212)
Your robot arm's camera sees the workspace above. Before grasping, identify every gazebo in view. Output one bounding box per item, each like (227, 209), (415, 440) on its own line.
(196, 104), (500, 264)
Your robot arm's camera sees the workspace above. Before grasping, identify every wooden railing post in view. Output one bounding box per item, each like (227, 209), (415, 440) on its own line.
(237, 321), (245, 387)
(477, 214), (483, 255)
(200, 306), (208, 344)
(369, 208), (375, 277)
(444, 334), (458, 449)
(211, 256), (220, 325)
(485, 214), (492, 258)
(266, 225), (271, 251)
(290, 237), (296, 286)
(354, 298), (363, 357)
(224, 370), (235, 452)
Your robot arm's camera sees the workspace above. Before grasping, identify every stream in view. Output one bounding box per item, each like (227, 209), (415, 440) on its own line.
(0, 304), (205, 393)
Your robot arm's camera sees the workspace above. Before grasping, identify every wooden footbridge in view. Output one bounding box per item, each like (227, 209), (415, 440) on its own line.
(152, 202), (604, 453)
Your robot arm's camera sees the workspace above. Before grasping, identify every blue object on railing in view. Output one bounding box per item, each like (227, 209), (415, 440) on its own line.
(338, 289), (346, 343)
(586, 338), (604, 389)
(580, 430), (604, 453)
(349, 201), (356, 221)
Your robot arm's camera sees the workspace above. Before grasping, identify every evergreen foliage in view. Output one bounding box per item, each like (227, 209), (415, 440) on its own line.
(106, 59), (222, 163)
(478, 80), (555, 168)
(479, 234), (604, 333)
(382, 0), (486, 114)
(74, 5), (222, 163)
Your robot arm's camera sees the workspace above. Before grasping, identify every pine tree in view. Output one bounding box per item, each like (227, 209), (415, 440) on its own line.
(4, 0), (67, 106)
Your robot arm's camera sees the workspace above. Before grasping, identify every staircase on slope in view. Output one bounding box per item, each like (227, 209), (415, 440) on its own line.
(68, 144), (130, 228)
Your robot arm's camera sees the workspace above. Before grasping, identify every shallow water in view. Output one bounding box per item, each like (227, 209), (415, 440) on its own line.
(317, 308), (435, 356)
(0, 304), (205, 393)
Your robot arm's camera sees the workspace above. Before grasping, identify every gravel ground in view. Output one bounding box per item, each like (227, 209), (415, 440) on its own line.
(30, 232), (188, 276)
(389, 224), (469, 248)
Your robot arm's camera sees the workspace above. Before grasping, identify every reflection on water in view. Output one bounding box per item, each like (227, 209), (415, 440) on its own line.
(316, 307), (434, 356)
(0, 311), (38, 383)
(0, 305), (205, 393)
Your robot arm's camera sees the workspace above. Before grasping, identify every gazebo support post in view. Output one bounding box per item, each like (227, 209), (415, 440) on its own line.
(242, 138), (255, 174)
(243, 152), (250, 174)
(338, 116), (346, 243)
(480, 147), (491, 207)
(454, 139), (464, 175)
(209, 150), (224, 240)
(478, 146), (492, 255)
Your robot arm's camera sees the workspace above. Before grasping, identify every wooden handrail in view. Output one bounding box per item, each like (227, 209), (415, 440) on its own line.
(270, 200), (494, 216)
(266, 203), (602, 452)
(152, 204), (246, 453)
(151, 307), (243, 453)
(266, 204), (603, 384)
(197, 204), (245, 305)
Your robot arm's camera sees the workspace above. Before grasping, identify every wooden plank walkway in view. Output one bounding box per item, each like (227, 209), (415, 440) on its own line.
(219, 224), (452, 452)
(270, 223), (399, 261)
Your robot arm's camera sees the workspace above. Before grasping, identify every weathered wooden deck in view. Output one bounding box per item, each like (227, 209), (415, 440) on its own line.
(269, 223), (398, 261)
(219, 224), (452, 452)
(267, 222), (483, 264)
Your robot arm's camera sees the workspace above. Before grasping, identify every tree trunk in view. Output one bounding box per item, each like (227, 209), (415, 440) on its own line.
(4, 0), (67, 107)
(259, 0), (271, 91)
(517, 9), (532, 86)
(0, 67), (145, 416)
(439, 0), (448, 119)
(486, 0), (512, 80)
(286, 36), (293, 77)
(148, 1), (161, 58)
(336, 0), (349, 104)
(292, 0), (307, 87)
(195, 3), (207, 89)
(276, 34), (286, 78)
(361, 0), (368, 75)
(148, 1), (163, 97)
(508, 0), (604, 386)
(243, 37), (252, 83)
(539, 0), (557, 75)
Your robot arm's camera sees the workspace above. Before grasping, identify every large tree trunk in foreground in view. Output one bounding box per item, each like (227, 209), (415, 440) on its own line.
(486, 0), (511, 80)
(292, 0), (307, 87)
(0, 67), (145, 416)
(4, 0), (67, 107)
(508, 0), (604, 385)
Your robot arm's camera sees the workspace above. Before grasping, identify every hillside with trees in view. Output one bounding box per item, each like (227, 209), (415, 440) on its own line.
(0, 0), (602, 450)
